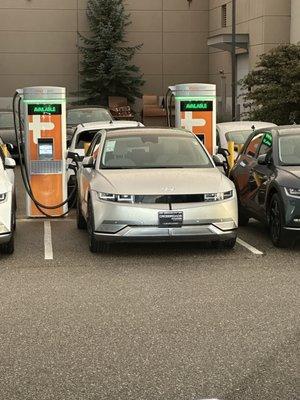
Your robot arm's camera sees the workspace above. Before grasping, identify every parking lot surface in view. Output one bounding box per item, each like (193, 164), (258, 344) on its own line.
(0, 170), (299, 400)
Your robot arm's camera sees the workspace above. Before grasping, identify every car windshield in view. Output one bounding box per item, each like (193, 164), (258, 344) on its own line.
(0, 112), (14, 129)
(279, 133), (300, 165)
(225, 130), (253, 144)
(67, 108), (112, 125)
(101, 133), (213, 169)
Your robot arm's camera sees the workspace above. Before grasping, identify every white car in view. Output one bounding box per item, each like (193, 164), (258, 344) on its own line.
(217, 121), (277, 153)
(67, 120), (144, 201)
(0, 146), (16, 254)
(77, 127), (238, 253)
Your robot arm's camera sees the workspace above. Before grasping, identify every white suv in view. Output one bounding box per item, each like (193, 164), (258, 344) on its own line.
(0, 145), (16, 254)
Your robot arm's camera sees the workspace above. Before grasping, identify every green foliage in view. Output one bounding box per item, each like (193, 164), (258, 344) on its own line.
(241, 44), (300, 125)
(78, 0), (144, 105)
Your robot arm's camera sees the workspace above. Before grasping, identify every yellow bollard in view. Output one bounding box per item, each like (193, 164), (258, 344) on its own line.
(227, 141), (235, 171)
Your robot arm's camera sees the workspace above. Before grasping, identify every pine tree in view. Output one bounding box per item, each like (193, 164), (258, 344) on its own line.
(241, 44), (300, 125)
(78, 0), (144, 105)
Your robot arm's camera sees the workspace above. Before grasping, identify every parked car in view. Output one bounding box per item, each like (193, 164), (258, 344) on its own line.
(0, 110), (18, 158)
(230, 125), (300, 247)
(76, 127), (238, 252)
(67, 106), (113, 143)
(0, 145), (16, 254)
(217, 121), (277, 154)
(66, 120), (144, 203)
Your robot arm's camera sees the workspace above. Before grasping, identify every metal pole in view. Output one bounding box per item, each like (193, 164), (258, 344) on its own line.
(231, 0), (237, 121)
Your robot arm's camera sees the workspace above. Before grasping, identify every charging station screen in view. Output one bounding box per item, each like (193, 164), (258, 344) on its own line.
(180, 100), (213, 112)
(28, 104), (62, 115)
(38, 139), (54, 160)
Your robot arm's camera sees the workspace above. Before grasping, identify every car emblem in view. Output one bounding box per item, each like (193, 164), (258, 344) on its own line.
(162, 186), (175, 192)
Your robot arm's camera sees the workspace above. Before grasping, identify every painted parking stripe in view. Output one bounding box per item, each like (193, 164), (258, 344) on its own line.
(237, 237), (264, 255)
(44, 221), (53, 260)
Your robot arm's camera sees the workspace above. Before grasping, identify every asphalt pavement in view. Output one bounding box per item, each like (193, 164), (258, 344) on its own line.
(0, 170), (298, 400)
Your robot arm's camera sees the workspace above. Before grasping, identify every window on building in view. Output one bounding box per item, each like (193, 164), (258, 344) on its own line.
(221, 4), (227, 28)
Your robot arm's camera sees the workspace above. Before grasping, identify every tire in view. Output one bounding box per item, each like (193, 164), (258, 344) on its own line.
(268, 193), (289, 248)
(0, 208), (15, 255)
(238, 198), (249, 226)
(76, 196), (87, 230)
(223, 237), (237, 249)
(0, 235), (14, 255)
(87, 198), (110, 253)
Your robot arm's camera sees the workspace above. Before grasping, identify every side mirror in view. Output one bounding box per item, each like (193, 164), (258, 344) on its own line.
(257, 154), (272, 166)
(4, 157), (16, 169)
(67, 151), (80, 162)
(213, 154), (224, 167)
(217, 147), (230, 158)
(5, 143), (14, 152)
(82, 156), (94, 168)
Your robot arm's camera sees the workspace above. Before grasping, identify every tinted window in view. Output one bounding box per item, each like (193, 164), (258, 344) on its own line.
(0, 112), (14, 129)
(67, 108), (112, 125)
(279, 134), (300, 165)
(258, 132), (273, 157)
(245, 134), (263, 158)
(75, 130), (99, 149)
(101, 133), (212, 169)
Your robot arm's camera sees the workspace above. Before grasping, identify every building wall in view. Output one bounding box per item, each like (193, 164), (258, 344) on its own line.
(208, 0), (291, 106)
(0, 0), (296, 105)
(0, 0), (209, 100)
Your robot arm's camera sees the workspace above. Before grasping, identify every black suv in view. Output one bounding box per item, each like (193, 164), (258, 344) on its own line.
(230, 125), (300, 247)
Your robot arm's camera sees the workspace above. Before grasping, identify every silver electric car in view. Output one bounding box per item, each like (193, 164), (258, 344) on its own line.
(76, 128), (238, 252)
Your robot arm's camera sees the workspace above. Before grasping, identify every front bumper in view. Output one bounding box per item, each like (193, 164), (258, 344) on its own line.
(0, 232), (12, 244)
(91, 191), (238, 243)
(94, 224), (237, 243)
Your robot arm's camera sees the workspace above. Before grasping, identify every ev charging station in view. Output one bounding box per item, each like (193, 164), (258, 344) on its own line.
(14, 86), (69, 218)
(166, 83), (217, 155)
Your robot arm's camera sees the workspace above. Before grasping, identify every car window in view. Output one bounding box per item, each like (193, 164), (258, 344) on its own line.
(75, 129), (99, 150)
(258, 132), (273, 157)
(86, 134), (102, 156)
(245, 134), (263, 158)
(216, 128), (221, 147)
(67, 108), (112, 125)
(101, 133), (213, 169)
(279, 134), (300, 165)
(0, 112), (14, 129)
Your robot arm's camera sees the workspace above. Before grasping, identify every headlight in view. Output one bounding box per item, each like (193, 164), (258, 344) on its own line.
(0, 193), (7, 203)
(284, 188), (300, 198)
(204, 190), (233, 202)
(97, 192), (135, 203)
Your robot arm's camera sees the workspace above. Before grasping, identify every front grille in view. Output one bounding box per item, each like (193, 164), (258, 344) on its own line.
(134, 194), (205, 204)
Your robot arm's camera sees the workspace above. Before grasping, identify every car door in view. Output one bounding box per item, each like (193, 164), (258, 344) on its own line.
(79, 134), (102, 216)
(247, 131), (274, 219)
(232, 133), (263, 208)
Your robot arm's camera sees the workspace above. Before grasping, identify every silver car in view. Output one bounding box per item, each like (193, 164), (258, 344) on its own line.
(77, 128), (238, 252)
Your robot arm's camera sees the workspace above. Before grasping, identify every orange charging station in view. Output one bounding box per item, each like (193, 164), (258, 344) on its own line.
(22, 87), (67, 217)
(167, 83), (217, 155)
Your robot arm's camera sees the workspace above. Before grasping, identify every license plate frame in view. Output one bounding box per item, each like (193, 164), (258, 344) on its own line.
(158, 211), (183, 227)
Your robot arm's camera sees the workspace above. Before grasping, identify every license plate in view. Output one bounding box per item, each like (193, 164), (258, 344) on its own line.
(158, 211), (183, 226)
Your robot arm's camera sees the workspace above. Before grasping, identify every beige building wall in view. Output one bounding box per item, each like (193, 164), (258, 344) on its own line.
(208, 0), (292, 106)
(0, 0), (296, 106)
(0, 0), (209, 101)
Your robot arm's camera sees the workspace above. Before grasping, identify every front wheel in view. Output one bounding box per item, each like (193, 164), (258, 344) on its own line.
(87, 198), (110, 253)
(269, 193), (289, 248)
(223, 237), (237, 249)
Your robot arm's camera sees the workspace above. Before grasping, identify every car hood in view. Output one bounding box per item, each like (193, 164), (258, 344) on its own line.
(0, 128), (16, 145)
(278, 166), (300, 180)
(91, 168), (232, 195)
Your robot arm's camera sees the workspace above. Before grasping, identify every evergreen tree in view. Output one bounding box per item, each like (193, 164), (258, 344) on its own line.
(241, 44), (300, 125)
(78, 0), (144, 105)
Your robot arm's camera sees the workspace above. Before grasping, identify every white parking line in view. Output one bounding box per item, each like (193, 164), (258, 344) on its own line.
(237, 237), (264, 255)
(44, 221), (53, 260)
